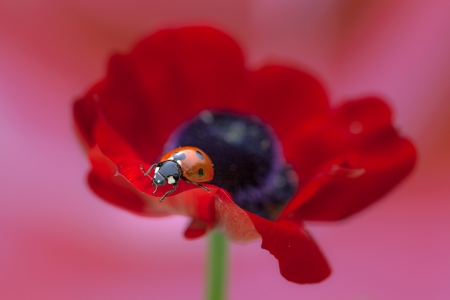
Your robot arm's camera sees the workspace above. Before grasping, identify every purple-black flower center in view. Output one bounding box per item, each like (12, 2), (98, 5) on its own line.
(165, 111), (298, 220)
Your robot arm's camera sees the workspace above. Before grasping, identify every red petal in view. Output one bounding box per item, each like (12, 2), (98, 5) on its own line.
(287, 133), (416, 221)
(75, 27), (246, 164)
(249, 216), (331, 284)
(131, 27), (245, 111)
(285, 97), (397, 182)
(281, 98), (416, 220)
(214, 189), (260, 242)
(184, 218), (211, 240)
(214, 190), (330, 283)
(88, 146), (161, 216)
(97, 27), (246, 162)
(92, 116), (216, 221)
(241, 66), (329, 141)
(99, 54), (163, 163)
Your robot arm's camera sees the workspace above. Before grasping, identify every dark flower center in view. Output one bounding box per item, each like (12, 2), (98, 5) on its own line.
(165, 111), (298, 220)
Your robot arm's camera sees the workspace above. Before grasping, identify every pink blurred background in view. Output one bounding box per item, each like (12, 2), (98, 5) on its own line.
(1, 0), (449, 299)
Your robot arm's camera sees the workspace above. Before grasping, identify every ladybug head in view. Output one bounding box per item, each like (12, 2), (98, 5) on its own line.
(153, 172), (167, 187)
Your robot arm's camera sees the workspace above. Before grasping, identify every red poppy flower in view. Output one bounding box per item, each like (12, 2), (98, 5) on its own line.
(73, 26), (416, 284)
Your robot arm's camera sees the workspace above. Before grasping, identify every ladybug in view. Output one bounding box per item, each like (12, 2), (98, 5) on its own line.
(140, 146), (214, 202)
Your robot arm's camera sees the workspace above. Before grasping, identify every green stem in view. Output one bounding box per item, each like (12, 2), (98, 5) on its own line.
(206, 230), (228, 300)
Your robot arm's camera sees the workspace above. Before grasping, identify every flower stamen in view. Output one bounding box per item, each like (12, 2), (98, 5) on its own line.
(165, 110), (299, 220)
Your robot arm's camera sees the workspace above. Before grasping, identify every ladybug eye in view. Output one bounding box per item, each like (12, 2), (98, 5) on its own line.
(165, 110), (298, 220)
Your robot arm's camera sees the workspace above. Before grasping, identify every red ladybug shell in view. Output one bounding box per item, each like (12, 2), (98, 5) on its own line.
(159, 146), (214, 183)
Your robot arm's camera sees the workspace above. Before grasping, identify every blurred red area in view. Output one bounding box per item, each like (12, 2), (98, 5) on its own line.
(1, 0), (449, 299)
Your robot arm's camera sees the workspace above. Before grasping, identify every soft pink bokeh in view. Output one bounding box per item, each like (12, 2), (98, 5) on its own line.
(1, 0), (449, 299)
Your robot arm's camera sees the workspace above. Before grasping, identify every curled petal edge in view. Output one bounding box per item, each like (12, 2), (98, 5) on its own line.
(215, 189), (331, 284)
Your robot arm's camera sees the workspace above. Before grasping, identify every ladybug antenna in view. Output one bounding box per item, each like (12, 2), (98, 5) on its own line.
(141, 164), (156, 176)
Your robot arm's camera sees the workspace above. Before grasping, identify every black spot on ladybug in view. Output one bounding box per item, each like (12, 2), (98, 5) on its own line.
(172, 152), (187, 161)
(198, 168), (204, 176)
(195, 151), (204, 160)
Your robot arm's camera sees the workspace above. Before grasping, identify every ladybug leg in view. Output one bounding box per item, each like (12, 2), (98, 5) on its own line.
(160, 182), (178, 202)
(185, 180), (210, 193)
